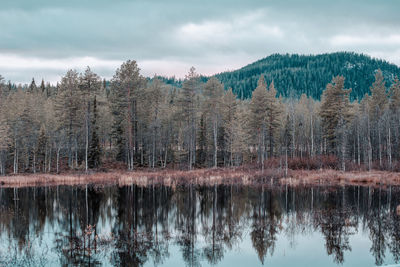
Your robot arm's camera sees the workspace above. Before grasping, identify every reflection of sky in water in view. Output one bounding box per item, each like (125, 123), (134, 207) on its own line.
(0, 185), (398, 266)
(141, 223), (385, 267)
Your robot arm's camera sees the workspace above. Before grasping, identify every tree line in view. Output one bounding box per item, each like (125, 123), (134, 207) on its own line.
(0, 60), (399, 175)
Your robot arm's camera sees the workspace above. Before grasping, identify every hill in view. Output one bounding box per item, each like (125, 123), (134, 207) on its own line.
(214, 52), (400, 100)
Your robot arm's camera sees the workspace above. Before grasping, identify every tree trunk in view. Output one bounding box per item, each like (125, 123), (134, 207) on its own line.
(85, 105), (89, 172)
(310, 113), (314, 157)
(357, 124), (360, 166)
(367, 118), (372, 171)
(33, 153), (36, 173)
(378, 122), (382, 168)
(341, 128), (346, 171)
(261, 130), (265, 172)
(57, 147), (60, 173)
(388, 126), (392, 170)
(213, 118), (218, 168)
(285, 147), (288, 177)
(48, 147), (52, 173)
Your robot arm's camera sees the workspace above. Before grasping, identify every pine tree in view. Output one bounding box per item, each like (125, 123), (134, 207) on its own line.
(389, 77), (400, 161)
(369, 69), (388, 166)
(389, 77), (400, 113)
(54, 70), (82, 169)
(110, 60), (144, 169)
(40, 79), (46, 94)
(319, 76), (352, 154)
(197, 113), (207, 167)
(222, 88), (237, 166)
(80, 67), (101, 172)
(0, 101), (9, 175)
(88, 96), (101, 168)
(369, 69), (388, 119)
(231, 102), (248, 166)
(265, 81), (282, 157)
(36, 125), (47, 172)
(29, 78), (37, 92)
(248, 75), (268, 170)
(177, 67), (199, 169)
(203, 77), (224, 167)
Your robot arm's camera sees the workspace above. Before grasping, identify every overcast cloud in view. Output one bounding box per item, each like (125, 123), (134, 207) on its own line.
(0, 0), (399, 84)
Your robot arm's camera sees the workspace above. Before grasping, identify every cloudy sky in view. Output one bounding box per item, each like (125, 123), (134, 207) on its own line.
(1, 0), (399, 84)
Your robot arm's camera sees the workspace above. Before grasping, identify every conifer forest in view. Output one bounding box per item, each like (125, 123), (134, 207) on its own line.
(1, 53), (400, 176)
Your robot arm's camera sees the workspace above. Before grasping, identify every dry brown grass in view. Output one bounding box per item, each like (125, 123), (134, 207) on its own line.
(1, 167), (400, 188)
(280, 169), (400, 187)
(0, 167), (281, 188)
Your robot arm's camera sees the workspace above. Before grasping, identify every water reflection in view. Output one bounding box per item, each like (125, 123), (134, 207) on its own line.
(0, 184), (400, 266)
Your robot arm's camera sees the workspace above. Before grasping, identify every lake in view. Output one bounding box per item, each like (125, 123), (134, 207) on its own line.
(0, 184), (399, 266)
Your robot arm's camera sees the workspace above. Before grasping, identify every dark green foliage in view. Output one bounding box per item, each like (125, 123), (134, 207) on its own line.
(215, 52), (400, 100)
(40, 79), (46, 94)
(29, 78), (37, 92)
(88, 97), (101, 168)
(36, 126), (47, 170)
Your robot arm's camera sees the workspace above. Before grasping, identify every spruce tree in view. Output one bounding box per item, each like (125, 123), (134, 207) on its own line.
(40, 79), (46, 94)
(29, 78), (37, 92)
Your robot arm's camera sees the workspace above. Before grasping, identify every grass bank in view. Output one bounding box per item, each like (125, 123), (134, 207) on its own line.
(1, 167), (400, 188)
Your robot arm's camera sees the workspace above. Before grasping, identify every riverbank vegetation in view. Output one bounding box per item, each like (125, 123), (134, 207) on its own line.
(0, 57), (400, 176)
(2, 167), (400, 188)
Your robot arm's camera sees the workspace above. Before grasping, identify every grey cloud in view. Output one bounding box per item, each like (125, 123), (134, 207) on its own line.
(0, 0), (399, 83)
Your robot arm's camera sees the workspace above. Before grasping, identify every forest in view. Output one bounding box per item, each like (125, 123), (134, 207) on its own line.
(159, 52), (400, 100)
(0, 56), (399, 175)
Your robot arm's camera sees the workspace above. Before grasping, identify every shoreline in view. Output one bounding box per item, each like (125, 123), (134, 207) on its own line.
(1, 168), (400, 188)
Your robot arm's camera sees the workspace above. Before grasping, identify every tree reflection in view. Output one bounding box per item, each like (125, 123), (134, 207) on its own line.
(0, 185), (400, 266)
(250, 187), (281, 264)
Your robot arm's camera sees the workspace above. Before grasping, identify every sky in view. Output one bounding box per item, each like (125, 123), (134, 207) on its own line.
(0, 0), (400, 84)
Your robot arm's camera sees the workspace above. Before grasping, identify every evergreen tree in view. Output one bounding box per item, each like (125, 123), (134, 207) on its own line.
(29, 78), (37, 92)
(265, 81), (282, 157)
(36, 125), (47, 172)
(369, 69), (388, 166)
(177, 67), (199, 169)
(197, 113), (207, 167)
(80, 67), (101, 171)
(40, 79), (46, 94)
(110, 60), (144, 169)
(389, 77), (400, 112)
(319, 76), (352, 154)
(88, 96), (101, 168)
(222, 88), (237, 166)
(369, 69), (388, 119)
(54, 70), (82, 169)
(248, 75), (268, 170)
(203, 77), (224, 167)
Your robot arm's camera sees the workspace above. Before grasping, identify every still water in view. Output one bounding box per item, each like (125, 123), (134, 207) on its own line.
(0, 184), (399, 266)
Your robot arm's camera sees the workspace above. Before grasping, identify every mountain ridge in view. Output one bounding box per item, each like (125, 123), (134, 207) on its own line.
(157, 52), (400, 100)
(214, 52), (400, 100)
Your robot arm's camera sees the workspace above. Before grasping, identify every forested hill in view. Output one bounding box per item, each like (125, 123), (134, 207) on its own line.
(214, 52), (400, 100)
